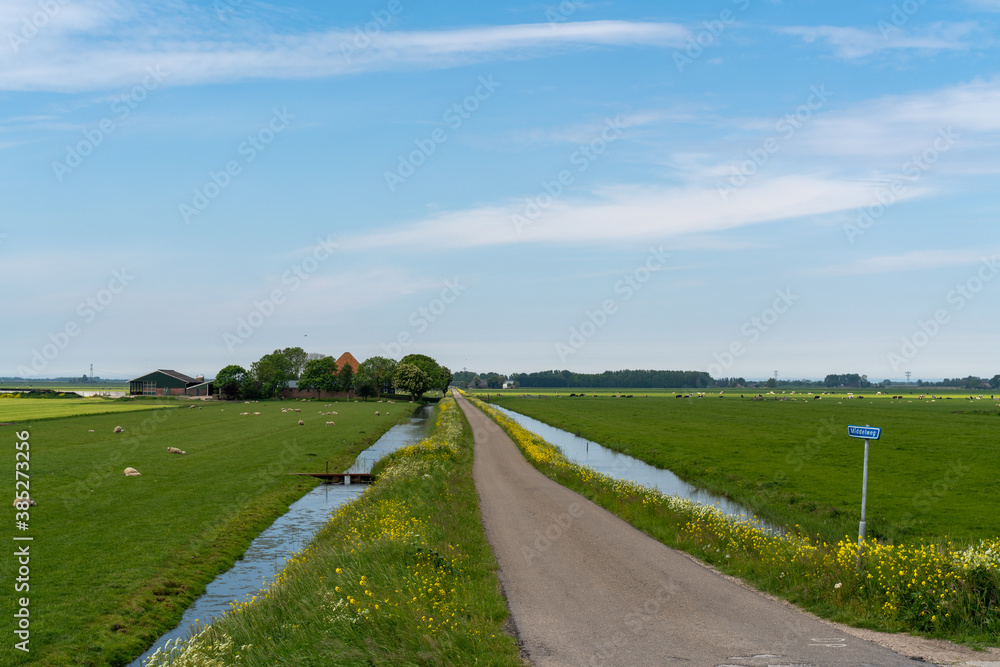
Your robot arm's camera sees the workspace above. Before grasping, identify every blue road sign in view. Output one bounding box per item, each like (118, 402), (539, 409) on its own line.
(848, 425), (881, 440)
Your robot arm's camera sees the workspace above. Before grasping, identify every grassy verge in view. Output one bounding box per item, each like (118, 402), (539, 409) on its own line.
(482, 393), (1000, 542)
(466, 393), (1000, 646)
(144, 394), (523, 666)
(2, 399), (413, 666)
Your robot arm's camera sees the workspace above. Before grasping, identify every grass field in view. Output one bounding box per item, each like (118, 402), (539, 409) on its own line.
(1, 381), (128, 391)
(1, 398), (414, 666)
(483, 392), (1000, 544)
(0, 397), (175, 422)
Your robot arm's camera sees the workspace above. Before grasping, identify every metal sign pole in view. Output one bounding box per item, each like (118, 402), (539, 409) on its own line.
(847, 422), (880, 571)
(858, 433), (870, 567)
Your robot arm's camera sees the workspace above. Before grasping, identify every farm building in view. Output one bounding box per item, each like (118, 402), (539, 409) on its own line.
(282, 352), (360, 399)
(129, 370), (213, 397)
(335, 351), (360, 373)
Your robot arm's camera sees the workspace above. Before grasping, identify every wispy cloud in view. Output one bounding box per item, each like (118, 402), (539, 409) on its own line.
(778, 22), (979, 59)
(796, 77), (1000, 161)
(817, 248), (1000, 276)
(344, 174), (902, 251)
(0, 18), (689, 92)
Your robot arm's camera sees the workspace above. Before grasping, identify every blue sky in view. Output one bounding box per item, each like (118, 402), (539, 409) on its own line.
(2, 0), (998, 382)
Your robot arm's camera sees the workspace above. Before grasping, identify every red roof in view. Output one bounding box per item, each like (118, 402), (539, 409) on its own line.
(335, 352), (360, 373)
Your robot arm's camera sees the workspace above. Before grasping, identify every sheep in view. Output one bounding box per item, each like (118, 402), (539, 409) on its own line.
(88, 429), (95, 432)
(253, 411), (261, 416)
(326, 421), (335, 426)
(113, 426), (123, 433)
(124, 467), (141, 476)
(166, 447), (186, 455)
(294, 409), (301, 413)
(375, 411), (380, 415)
(12, 497), (36, 507)
(298, 420), (304, 425)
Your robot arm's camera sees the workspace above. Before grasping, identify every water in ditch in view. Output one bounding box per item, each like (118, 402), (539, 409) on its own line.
(491, 404), (782, 534)
(130, 405), (433, 666)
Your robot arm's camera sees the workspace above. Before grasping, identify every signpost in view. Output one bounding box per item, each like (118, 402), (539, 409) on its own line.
(848, 424), (881, 566)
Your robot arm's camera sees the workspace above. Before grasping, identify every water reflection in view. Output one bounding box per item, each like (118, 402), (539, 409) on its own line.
(492, 404), (781, 533)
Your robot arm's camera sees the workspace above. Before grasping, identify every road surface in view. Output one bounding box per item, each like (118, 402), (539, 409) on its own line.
(456, 393), (928, 667)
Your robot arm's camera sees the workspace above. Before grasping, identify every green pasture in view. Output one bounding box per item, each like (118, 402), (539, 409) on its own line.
(1, 381), (128, 392)
(1, 398), (413, 666)
(0, 397), (175, 422)
(472, 386), (992, 399)
(486, 393), (1000, 543)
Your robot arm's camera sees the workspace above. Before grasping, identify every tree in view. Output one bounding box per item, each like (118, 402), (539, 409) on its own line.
(393, 363), (430, 401)
(215, 364), (248, 400)
(337, 363), (355, 394)
(764, 377), (777, 389)
(399, 354), (441, 393)
(299, 357), (338, 399)
(280, 347), (309, 379)
(990, 374), (1000, 390)
(438, 365), (453, 393)
(355, 375), (377, 401)
(249, 351), (294, 399)
(357, 356), (397, 399)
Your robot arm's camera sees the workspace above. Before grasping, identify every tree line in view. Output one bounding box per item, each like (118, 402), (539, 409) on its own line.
(213, 348), (452, 401)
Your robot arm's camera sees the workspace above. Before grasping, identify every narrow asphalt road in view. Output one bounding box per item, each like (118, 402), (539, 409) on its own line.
(455, 394), (927, 667)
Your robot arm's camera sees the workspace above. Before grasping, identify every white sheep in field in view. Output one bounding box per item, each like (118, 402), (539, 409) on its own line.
(294, 409), (301, 413)
(12, 497), (36, 507)
(253, 412), (261, 416)
(375, 411), (380, 416)
(298, 420), (305, 425)
(167, 447), (186, 455)
(326, 421), (335, 426)
(124, 467), (141, 476)
(113, 426), (123, 433)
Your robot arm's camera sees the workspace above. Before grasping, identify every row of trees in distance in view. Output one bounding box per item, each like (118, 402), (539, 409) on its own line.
(214, 348), (452, 401)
